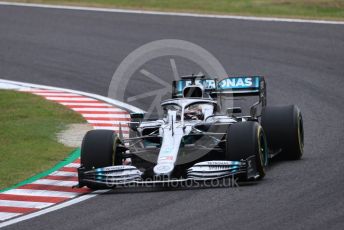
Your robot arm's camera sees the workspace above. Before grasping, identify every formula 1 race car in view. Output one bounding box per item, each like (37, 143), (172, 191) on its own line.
(77, 75), (304, 189)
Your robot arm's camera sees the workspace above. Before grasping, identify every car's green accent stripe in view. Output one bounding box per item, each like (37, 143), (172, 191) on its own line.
(0, 148), (80, 193)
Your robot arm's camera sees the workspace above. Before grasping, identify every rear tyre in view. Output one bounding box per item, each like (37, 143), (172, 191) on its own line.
(226, 121), (268, 180)
(80, 129), (123, 189)
(261, 105), (304, 160)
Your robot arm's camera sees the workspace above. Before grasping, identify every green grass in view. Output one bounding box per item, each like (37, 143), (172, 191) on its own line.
(0, 90), (85, 189)
(11, 0), (344, 20)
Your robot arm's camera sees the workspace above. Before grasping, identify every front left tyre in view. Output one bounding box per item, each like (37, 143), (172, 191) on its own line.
(225, 121), (268, 180)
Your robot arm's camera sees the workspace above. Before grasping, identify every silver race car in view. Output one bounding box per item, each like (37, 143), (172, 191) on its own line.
(77, 75), (304, 189)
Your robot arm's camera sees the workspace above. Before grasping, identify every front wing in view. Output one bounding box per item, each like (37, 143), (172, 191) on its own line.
(77, 156), (259, 187)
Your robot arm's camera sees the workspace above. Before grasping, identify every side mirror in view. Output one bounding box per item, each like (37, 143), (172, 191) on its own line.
(226, 107), (242, 115)
(130, 113), (145, 131)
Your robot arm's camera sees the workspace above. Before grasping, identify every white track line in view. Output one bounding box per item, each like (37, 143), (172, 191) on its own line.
(92, 126), (129, 131)
(0, 1), (343, 25)
(0, 190), (109, 228)
(1, 190), (79, 198)
(60, 102), (112, 106)
(22, 89), (65, 93)
(82, 114), (130, 118)
(49, 171), (78, 177)
(31, 180), (77, 187)
(93, 127), (129, 131)
(0, 200), (54, 209)
(71, 108), (124, 112)
(32, 93), (81, 97)
(86, 120), (129, 124)
(0, 213), (21, 222)
(0, 79), (144, 113)
(64, 163), (80, 168)
(0, 79), (139, 227)
(45, 97), (97, 101)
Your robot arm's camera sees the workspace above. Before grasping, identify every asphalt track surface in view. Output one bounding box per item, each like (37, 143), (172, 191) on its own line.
(1, 4), (344, 230)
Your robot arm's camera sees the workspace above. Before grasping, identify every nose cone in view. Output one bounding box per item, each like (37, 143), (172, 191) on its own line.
(153, 163), (174, 176)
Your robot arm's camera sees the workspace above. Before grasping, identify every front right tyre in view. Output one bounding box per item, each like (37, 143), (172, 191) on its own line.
(261, 105), (304, 160)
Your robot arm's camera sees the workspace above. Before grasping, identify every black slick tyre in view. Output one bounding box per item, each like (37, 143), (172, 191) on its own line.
(226, 121), (268, 180)
(261, 105), (304, 160)
(80, 129), (122, 189)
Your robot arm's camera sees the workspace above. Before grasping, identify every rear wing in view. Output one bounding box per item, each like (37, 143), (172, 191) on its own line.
(217, 76), (267, 117)
(172, 76), (266, 117)
(172, 79), (217, 97)
(173, 76), (265, 99)
(216, 76), (264, 97)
